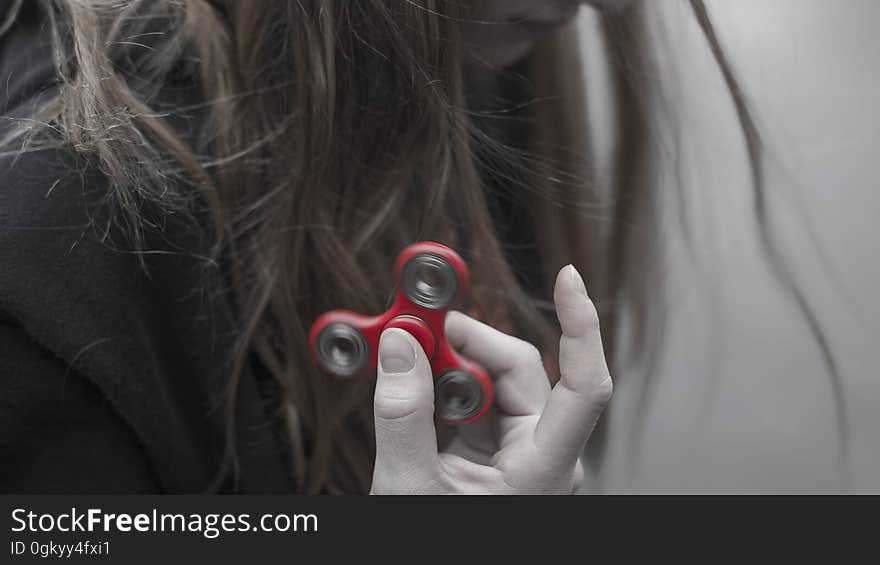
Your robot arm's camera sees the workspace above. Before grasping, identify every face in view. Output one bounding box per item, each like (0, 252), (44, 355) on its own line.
(462, 0), (629, 67)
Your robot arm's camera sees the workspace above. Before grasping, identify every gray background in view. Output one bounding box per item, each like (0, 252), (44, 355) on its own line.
(576, 0), (878, 492)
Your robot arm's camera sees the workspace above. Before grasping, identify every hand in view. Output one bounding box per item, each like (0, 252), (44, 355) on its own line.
(370, 264), (613, 494)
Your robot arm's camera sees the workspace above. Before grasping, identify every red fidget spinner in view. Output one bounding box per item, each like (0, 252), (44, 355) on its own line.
(309, 242), (493, 424)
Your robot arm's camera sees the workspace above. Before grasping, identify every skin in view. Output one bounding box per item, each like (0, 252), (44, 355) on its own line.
(371, 265), (613, 494)
(462, 0), (631, 67)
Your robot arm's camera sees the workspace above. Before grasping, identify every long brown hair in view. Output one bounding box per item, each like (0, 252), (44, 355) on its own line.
(1, 0), (843, 493)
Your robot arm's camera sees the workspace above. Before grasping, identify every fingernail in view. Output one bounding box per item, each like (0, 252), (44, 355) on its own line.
(568, 264), (589, 299)
(379, 329), (416, 374)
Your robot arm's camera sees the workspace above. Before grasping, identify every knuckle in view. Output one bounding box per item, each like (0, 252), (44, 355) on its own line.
(373, 394), (430, 423)
(517, 341), (544, 372)
(584, 300), (602, 334)
(593, 374), (614, 406)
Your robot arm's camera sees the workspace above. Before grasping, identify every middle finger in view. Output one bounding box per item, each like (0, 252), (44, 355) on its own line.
(444, 310), (551, 416)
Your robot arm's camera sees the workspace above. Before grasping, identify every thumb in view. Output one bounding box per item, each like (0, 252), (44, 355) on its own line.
(373, 328), (439, 482)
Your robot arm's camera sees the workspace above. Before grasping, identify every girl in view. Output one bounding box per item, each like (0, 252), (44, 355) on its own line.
(0, 1), (816, 494)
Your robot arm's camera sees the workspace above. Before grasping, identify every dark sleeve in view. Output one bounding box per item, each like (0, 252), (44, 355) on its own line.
(0, 316), (160, 493)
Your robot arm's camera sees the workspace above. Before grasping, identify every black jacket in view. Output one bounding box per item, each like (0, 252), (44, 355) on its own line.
(0, 1), (295, 493)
